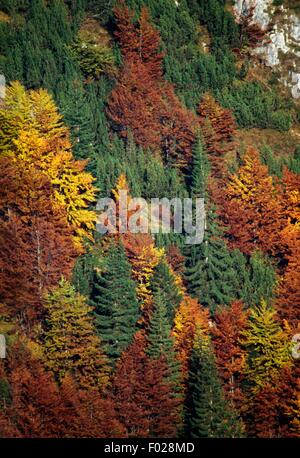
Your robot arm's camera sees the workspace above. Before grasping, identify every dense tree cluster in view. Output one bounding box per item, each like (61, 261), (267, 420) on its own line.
(0, 0), (299, 439)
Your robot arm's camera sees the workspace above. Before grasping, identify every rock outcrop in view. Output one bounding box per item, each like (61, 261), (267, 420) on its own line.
(234, 0), (300, 99)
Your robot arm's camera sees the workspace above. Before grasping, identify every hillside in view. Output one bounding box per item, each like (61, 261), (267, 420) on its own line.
(0, 0), (299, 440)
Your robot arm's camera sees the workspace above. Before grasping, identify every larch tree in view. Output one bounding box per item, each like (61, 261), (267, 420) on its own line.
(0, 160), (77, 321)
(223, 147), (285, 256)
(111, 331), (181, 438)
(0, 82), (97, 250)
(211, 300), (249, 409)
(42, 279), (110, 391)
(241, 300), (291, 395)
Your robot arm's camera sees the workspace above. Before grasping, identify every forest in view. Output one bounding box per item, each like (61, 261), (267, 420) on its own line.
(0, 0), (299, 439)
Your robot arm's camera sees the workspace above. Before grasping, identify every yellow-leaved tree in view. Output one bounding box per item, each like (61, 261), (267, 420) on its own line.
(0, 82), (97, 250)
(42, 278), (110, 391)
(241, 300), (291, 394)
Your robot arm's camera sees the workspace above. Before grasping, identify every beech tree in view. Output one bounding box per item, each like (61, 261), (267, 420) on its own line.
(172, 296), (210, 383)
(276, 226), (300, 331)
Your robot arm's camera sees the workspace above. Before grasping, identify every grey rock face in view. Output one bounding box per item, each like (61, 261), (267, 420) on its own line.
(234, 0), (300, 99)
(0, 334), (6, 359)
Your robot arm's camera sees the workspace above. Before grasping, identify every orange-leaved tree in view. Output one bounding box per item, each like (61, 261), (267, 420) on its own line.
(0, 82), (97, 250)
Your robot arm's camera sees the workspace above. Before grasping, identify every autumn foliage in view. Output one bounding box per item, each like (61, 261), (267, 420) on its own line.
(221, 147), (286, 255)
(198, 92), (236, 180)
(107, 4), (197, 168)
(0, 160), (77, 321)
(0, 0), (299, 441)
(110, 331), (181, 437)
(211, 301), (249, 409)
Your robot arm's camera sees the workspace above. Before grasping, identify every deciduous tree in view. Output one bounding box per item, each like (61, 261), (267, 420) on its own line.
(42, 279), (110, 391)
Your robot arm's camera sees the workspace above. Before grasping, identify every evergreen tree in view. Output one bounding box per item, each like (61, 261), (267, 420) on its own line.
(146, 288), (182, 392)
(189, 134), (210, 198)
(229, 249), (277, 309)
(90, 240), (140, 363)
(241, 251), (277, 308)
(150, 259), (183, 325)
(59, 82), (95, 161)
(186, 333), (244, 438)
(185, 204), (236, 313)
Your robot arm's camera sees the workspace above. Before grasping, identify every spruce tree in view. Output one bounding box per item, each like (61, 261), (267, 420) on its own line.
(90, 240), (140, 363)
(241, 251), (277, 308)
(146, 289), (183, 430)
(60, 82), (95, 161)
(185, 135), (235, 312)
(230, 249), (277, 308)
(186, 333), (244, 438)
(150, 259), (183, 325)
(146, 288), (181, 389)
(189, 134), (210, 198)
(185, 204), (236, 313)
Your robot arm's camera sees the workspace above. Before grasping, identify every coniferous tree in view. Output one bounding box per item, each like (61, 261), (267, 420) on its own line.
(111, 331), (181, 438)
(186, 332), (244, 438)
(146, 288), (182, 392)
(189, 134), (210, 198)
(185, 204), (236, 313)
(150, 259), (183, 325)
(241, 251), (277, 308)
(241, 300), (291, 394)
(42, 278), (110, 391)
(90, 240), (140, 363)
(60, 82), (95, 161)
(222, 147), (286, 256)
(185, 135), (236, 312)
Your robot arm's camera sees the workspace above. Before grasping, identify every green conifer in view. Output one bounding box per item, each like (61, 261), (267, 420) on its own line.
(90, 241), (140, 363)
